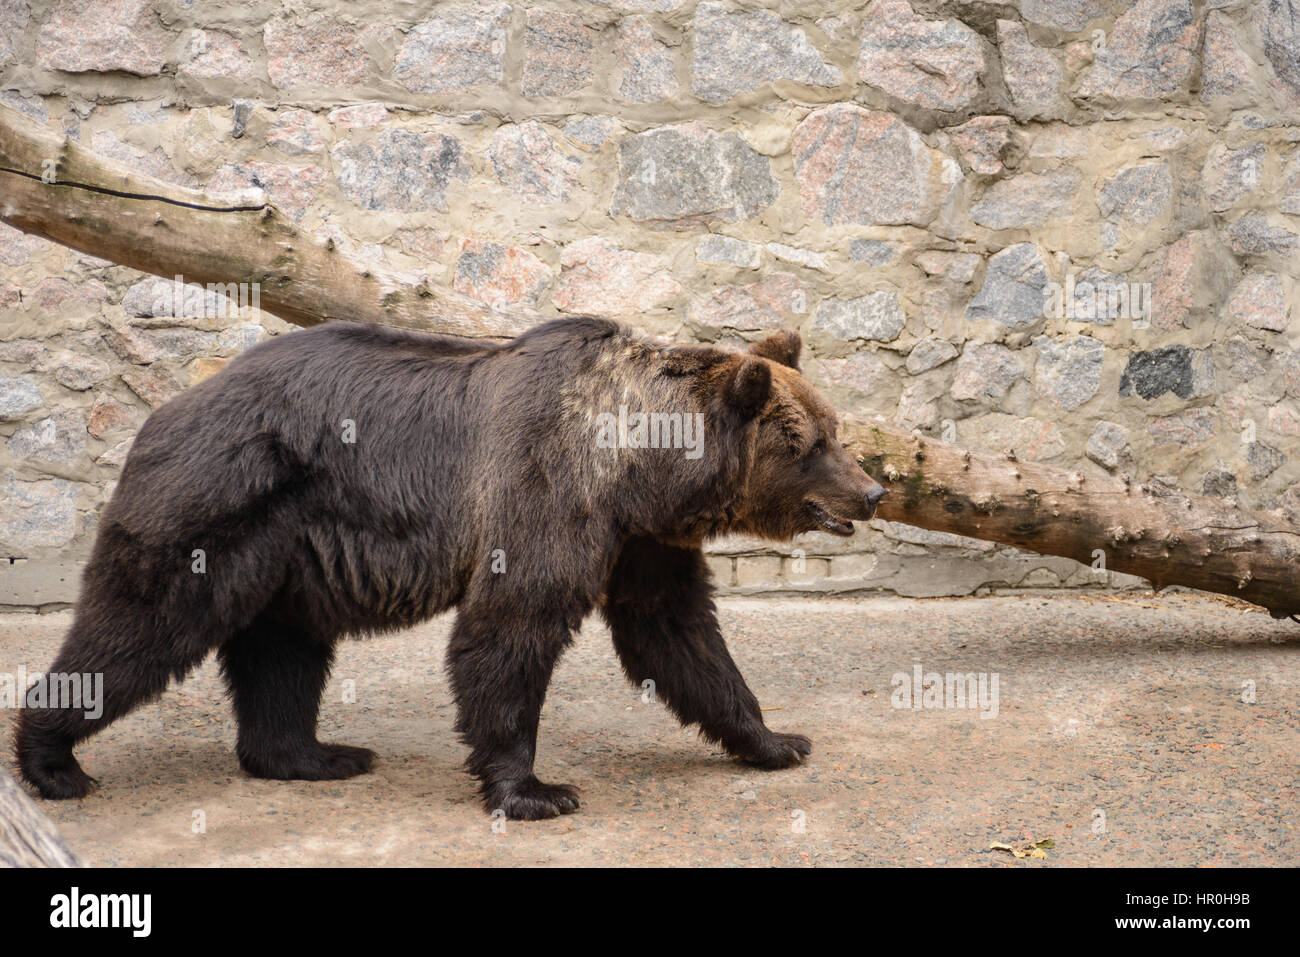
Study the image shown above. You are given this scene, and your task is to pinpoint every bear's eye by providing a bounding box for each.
[810,438,827,456]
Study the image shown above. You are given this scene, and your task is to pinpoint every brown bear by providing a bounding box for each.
[16,317,885,820]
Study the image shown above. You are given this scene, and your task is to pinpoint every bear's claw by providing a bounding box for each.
[485,776,581,821]
[240,742,375,781]
[741,732,813,770]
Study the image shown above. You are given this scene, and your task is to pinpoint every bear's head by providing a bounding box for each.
[690,329,887,542]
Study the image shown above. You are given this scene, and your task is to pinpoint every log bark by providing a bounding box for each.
[0,769,81,867]
[843,420,1300,619]
[1,103,1297,619]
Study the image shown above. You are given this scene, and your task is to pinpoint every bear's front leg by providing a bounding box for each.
[602,536,812,770]
[447,606,580,820]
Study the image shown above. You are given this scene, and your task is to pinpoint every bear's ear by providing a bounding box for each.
[749,329,802,370]
[725,357,772,418]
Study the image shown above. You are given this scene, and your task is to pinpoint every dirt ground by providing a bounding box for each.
[1,592,1295,867]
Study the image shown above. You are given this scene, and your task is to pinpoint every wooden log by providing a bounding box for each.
[0,769,81,867]
[843,419,1300,619]
[0,103,529,339]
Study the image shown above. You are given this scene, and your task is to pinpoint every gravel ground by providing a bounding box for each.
[1,592,1296,867]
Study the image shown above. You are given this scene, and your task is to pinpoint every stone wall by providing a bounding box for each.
[2,0,1299,609]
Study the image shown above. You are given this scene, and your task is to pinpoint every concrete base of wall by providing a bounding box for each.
[0,558,80,611]
[0,536,1151,613]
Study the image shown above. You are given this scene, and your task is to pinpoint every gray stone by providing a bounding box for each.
[1034,335,1104,410]
[812,292,905,343]
[970,168,1080,229]
[766,243,828,271]
[332,131,470,212]
[816,352,891,398]
[181,28,253,81]
[857,0,984,112]
[696,235,761,268]
[1247,441,1285,480]
[948,115,1014,176]
[963,412,1066,461]
[37,0,174,76]
[487,122,583,205]
[691,2,841,105]
[996,20,1063,118]
[1217,336,1265,381]
[1227,272,1290,332]
[1086,421,1131,471]
[522,8,596,97]
[264,13,369,89]
[616,15,679,104]
[1254,0,1300,98]
[849,240,901,265]
[1202,465,1238,498]
[792,104,960,227]
[906,338,959,374]
[53,355,111,391]
[7,410,88,468]
[104,325,217,364]
[207,162,324,221]
[1019,0,1109,31]
[1077,0,1198,100]
[1281,151,1300,216]
[1099,161,1173,226]
[120,278,236,320]
[0,475,79,550]
[0,375,43,419]
[0,91,47,123]
[1225,213,1299,255]
[965,243,1049,328]
[1201,144,1265,213]
[0,0,29,66]
[393,4,511,94]
[1146,408,1217,448]
[267,110,326,156]
[687,274,805,334]
[1201,11,1254,100]
[563,115,619,151]
[1119,346,1213,399]
[951,343,1025,401]
[612,123,779,226]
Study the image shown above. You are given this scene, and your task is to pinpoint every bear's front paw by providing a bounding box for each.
[484,776,581,821]
[239,741,376,781]
[740,732,812,770]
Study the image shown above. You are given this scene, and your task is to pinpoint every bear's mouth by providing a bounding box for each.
[807,502,856,537]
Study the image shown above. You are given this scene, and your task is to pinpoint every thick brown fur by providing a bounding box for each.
[15,318,884,820]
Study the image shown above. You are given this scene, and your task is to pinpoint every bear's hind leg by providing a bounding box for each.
[16,612,214,800]
[218,618,373,782]
[602,537,812,770]
[447,607,579,821]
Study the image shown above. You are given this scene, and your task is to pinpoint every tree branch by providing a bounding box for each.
[0,103,530,339]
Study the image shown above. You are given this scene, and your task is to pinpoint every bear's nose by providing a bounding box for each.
[866,485,887,506]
